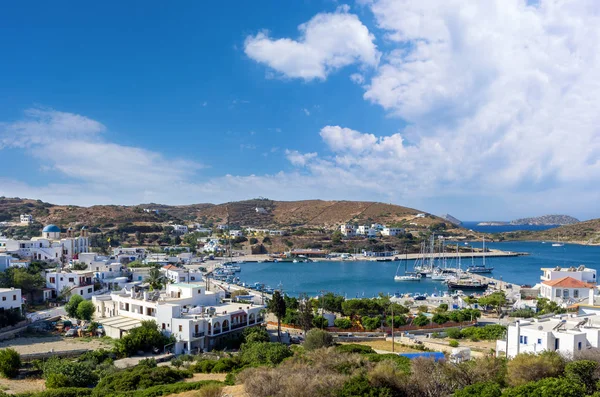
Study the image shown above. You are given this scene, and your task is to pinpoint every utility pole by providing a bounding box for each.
[391,304,395,353]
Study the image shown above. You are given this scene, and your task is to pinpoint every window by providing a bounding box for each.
[578,342,582,350]
[556,289,561,297]
[555,338,560,350]
[537,338,542,344]
[563,289,569,298]
[87,288,92,293]
[162,323,166,330]
[519,336,523,344]
[179,325,183,332]
[80,290,83,295]
[2,297,5,301]
[574,290,579,298]
[50,277,56,283]
[69,278,74,282]
[12,295,16,301]
[523,336,528,344]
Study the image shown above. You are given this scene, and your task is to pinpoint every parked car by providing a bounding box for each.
[65,328,78,337]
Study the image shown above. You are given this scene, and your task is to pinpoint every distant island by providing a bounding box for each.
[510,214,580,226]
[477,221,508,226]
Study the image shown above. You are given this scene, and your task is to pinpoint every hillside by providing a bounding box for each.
[501,218,600,245]
[0,197,453,231]
[510,214,579,226]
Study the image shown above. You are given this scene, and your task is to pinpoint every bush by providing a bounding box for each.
[412,314,430,327]
[0,348,21,378]
[446,328,462,339]
[76,300,95,321]
[502,377,585,397]
[65,295,84,316]
[304,329,334,351]
[192,359,216,373]
[114,320,174,357]
[432,313,449,324]
[454,382,502,397]
[92,365,190,395]
[211,358,237,373]
[361,316,381,331]
[240,342,292,366]
[335,344,376,355]
[364,354,411,373]
[565,360,599,394]
[106,380,222,397]
[337,375,392,397]
[243,327,270,344]
[334,318,352,329]
[43,358,97,388]
[312,315,328,328]
[33,388,94,397]
[506,351,565,387]
[460,324,506,341]
[449,339,459,347]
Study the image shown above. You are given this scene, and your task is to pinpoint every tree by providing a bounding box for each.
[454,382,502,397]
[76,300,95,321]
[304,329,333,350]
[564,360,599,394]
[502,377,585,397]
[114,320,174,357]
[267,290,286,342]
[334,318,352,329]
[312,315,328,328]
[478,292,507,316]
[412,313,430,327]
[65,295,85,318]
[146,268,165,290]
[11,268,45,302]
[332,231,343,244]
[0,348,21,378]
[243,327,270,344]
[297,293,314,333]
[361,316,381,331]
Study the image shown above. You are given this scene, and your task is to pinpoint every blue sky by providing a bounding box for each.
[1,1,599,221]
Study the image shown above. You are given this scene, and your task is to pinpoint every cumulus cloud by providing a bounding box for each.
[285,150,318,167]
[244,6,379,80]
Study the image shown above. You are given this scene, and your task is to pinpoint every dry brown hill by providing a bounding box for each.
[0,197,451,230]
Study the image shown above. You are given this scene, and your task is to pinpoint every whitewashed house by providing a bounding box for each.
[172,225,189,235]
[229,230,243,237]
[497,315,600,358]
[0,225,89,262]
[0,288,22,312]
[541,266,597,284]
[93,283,265,353]
[340,224,356,237]
[381,227,404,237]
[161,265,202,283]
[357,226,378,237]
[540,277,594,306]
[45,269,95,300]
[0,254,12,272]
[20,214,33,224]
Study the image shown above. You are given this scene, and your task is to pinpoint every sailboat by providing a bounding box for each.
[394,250,421,281]
[552,233,564,247]
[466,236,494,274]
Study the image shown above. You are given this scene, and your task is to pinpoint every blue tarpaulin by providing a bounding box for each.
[399,352,445,361]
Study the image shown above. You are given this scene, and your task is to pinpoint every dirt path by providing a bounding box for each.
[0,336,112,355]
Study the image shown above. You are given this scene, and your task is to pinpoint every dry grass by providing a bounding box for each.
[0,378,45,394]
[339,340,420,353]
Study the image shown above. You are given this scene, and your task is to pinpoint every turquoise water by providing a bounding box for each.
[237,241,600,297]
[462,221,559,233]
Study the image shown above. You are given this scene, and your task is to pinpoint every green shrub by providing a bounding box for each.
[114,320,174,357]
[239,342,292,366]
[502,377,585,397]
[412,314,430,327]
[334,318,352,329]
[303,329,334,351]
[506,351,565,387]
[446,328,462,339]
[432,313,449,324]
[92,365,190,396]
[312,315,328,328]
[211,358,237,373]
[243,327,270,344]
[337,375,393,397]
[33,388,94,397]
[361,316,381,331]
[0,348,21,378]
[224,372,236,386]
[65,295,84,316]
[43,358,97,388]
[449,339,459,347]
[335,344,376,355]
[460,324,506,341]
[137,358,157,368]
[565,360,599,394]
[454,382,502,397]
[192,359,216,373]
[364,354,411,373]
[107,380,222,397]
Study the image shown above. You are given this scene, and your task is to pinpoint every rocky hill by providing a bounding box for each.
[441,214,462,226]
[510,214,580,226]
[0,197,453,231]
[502,218,600,245]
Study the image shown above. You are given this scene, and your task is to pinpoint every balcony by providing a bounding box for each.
[192,332,205,338]
[232,322,246,330]
[222,327,230,332]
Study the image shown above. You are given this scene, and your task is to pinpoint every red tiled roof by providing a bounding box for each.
[542,276,594,288]
[162,265,179,270]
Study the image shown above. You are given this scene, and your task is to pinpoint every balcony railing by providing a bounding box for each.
[249,319,256,325]
[232,322,246,330]
[193,332,205,338]
[222,327,230,332]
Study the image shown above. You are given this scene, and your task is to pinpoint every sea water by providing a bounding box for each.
[236,241,600,297]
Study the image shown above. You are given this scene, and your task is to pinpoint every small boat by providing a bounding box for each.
[394,250,421,281]
[466,265,494,274]
[552,233,564,247]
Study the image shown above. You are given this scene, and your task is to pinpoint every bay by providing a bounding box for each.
[461,221,559,233]
[236,241,600,298]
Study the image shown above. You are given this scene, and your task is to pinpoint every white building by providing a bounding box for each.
[381,227,404,237]
[217,224,228,230]
[229,230,243,237]
[20,214,33,224]
[370,223,384,231]
[0,254,12,272]
[340,224,356,237]
[269,230,284,236]
[0,225,89,262]
[161,265,202,283]
[0,288,22,312]
[540,277,594,306]
[541,265,597,284]
[356,226,378,237]
[497,315,600,358]
[415,213,426,218]
[93,283,265,353]
[255,207,268,214]
[172,225,189,235]
[45,269,95,300]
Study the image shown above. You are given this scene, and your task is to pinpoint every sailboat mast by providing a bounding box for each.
[483,236,486,268]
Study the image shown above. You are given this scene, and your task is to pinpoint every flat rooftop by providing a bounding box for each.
[517,314,599,333]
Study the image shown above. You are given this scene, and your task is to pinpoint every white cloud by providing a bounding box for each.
[302,108,311,116]
[285,150,318,167]
[244,6,379,80]
[350,73,365,84]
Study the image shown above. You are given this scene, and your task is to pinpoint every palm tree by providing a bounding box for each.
[146,268,164,291]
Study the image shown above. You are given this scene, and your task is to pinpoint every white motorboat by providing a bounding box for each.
[394,249,421,281]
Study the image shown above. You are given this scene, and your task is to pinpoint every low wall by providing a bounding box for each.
[21,348,92,362]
